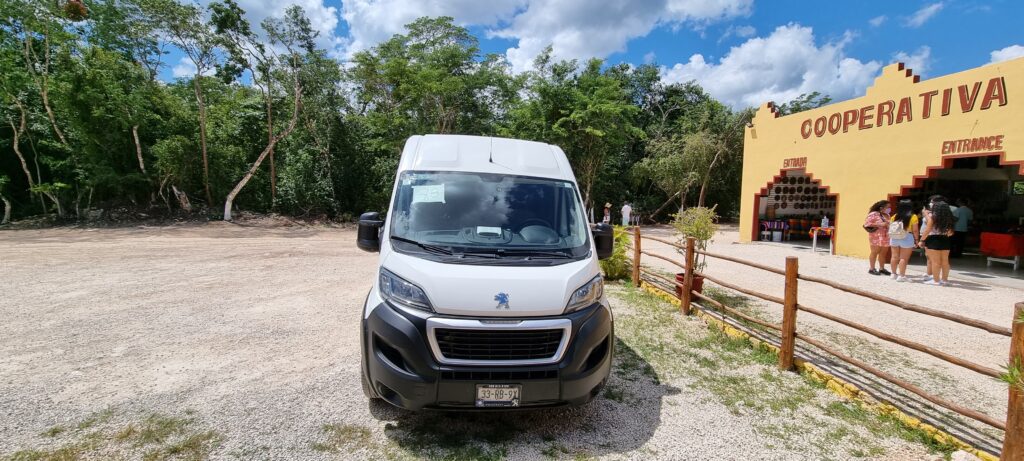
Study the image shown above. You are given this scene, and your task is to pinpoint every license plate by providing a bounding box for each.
[475,384,521,408]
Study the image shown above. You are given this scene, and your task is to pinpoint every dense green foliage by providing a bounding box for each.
[599,225,632,281]
[0,0,769,223]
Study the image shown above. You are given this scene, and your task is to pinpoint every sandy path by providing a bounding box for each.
[635,225,1015,425]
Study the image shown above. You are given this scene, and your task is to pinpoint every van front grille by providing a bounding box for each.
[434,328,563,361]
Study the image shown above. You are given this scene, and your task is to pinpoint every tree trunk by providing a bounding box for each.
[7,117,35,189]
[25,33,68,146]
[132,124,146,174]
[678,190,688,215]
[646,190,682,223]
[697,146,724,208]
[224,83,302,221]
[158,176,172,212]
[172,185,192,213]
[40,85,67,146]
[266,96,275,204]
[1,195,11,224]
[193,76,213,206]
[41,191,63,217]
[583,177,595,223]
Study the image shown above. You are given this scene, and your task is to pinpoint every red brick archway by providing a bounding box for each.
[752,168,840,251]
[886,151,1021,203]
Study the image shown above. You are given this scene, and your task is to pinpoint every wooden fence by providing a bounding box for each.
[628,226,1023,460]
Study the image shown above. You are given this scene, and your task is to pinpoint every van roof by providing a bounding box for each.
[397,135,576,182]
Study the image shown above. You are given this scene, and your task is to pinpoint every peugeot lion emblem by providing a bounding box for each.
[494,292,510,309]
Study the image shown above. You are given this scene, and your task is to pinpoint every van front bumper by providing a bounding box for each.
[361,300,613,411]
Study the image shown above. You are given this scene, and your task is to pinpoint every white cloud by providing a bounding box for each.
[734,25,756,37]
[340,0,527,58]
[660,24,882,109]
[643,51,657,64]
[892,46,931,76]
[905,2,943,28]
[868,15,886,27]
[990,44,1024,63]
[493,0,753,72]
[333,0,752,70]
[171,57,215,79]
[719,24,756,42]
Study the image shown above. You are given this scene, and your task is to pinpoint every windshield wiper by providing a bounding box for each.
[390,236,455,255]
[485,249,574,259]
[391,236,500,259]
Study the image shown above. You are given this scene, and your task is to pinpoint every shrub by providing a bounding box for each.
[600,225,632,280]
[672,206,719,272]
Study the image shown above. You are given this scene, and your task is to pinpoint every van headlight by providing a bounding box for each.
[565,275,603,313]
[379,268,433,312]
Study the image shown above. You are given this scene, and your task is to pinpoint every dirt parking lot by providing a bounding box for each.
[0,223,955,460]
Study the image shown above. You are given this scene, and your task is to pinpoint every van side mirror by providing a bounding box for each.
[357,212,384,252]
[592,223,613,260]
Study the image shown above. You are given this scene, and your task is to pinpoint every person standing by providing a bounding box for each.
[951,198,972,257]
[864,200,892,276]
[888,200,920,282]
[919,195,946,280]
[603,203,612,224]
[621,202,632,227]
[919,201,955,286]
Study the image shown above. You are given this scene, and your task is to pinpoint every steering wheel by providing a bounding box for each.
[516,217,554,232]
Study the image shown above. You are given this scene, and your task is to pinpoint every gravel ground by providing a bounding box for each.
[636,225,1014,441]
[0,223,955,460]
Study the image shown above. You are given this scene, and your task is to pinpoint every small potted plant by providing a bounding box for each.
[672,206,718,295]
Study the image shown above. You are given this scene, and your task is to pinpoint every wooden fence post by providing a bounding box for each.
[632,226,641,287]
[1002,302,1024,460]
[682,237,695,316]
[779,257,799,371]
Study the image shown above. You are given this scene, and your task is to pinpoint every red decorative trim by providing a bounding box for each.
[894,62,922,83]
[886,151,1023,203]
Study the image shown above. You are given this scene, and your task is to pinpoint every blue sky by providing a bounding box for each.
[165,0,1024,109]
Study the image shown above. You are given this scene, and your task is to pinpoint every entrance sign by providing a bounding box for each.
[783,157,807,169]
[941,135,1004,155]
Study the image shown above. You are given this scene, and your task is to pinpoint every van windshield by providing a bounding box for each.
[389,171,590,258]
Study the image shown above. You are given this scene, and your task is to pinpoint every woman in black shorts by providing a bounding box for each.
[918,202,955,286]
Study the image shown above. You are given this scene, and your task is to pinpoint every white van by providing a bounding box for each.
[357,134,615,410]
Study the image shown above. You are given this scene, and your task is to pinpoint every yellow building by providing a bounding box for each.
[740,57,1024,259]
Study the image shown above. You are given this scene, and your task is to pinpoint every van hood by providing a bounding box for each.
[379,251,600,317]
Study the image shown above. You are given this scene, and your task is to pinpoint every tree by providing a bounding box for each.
[347,16,519,210]
[222,5,316,221]
[777,91,832,115]
[634,134,699,216]
[86,0,168,176]
[504,54,641,214]
[553,60,642,213]
[0,8,756,224]
[0,175,11,223]
[211,0,284,203]
[3,0,73,146]
[154,0,218,206]
[633,81,750,216]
